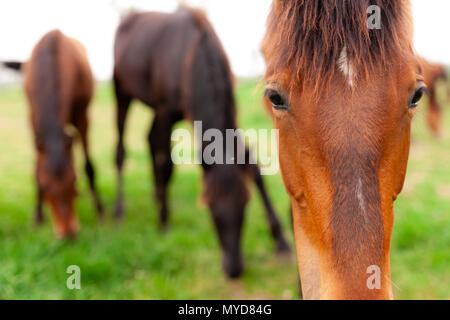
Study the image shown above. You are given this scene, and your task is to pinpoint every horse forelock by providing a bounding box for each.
[263,0,414,95]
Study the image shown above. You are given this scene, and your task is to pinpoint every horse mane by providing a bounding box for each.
[182,6,237,132]
[263,0,414,94]
[179,7,249,202]
[31,30,68,177]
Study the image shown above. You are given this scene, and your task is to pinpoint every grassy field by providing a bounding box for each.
[0,79,448,300]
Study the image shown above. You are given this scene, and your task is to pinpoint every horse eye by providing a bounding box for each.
[408,87,427,109]
[264,89,289,110]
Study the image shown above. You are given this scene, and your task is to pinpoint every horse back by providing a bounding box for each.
[113,9,203,109]
[25,30,93,129]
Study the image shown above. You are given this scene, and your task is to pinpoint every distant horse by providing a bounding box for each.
[113,7,290,278]
[419,58,448,137]
[3,30,104,238]
[263,0,425,299]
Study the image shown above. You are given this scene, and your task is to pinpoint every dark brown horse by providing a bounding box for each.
[113,7,289,278]
[263,0,425,299]
[419,58,448,137]
[4,30,104,238]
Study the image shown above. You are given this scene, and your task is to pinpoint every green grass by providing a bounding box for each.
[0,80,448,299]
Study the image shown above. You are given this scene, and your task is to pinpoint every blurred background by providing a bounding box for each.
[0,0,449,299]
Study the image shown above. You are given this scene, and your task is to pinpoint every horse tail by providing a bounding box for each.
[2,61,23,71]
[31,30,67,177]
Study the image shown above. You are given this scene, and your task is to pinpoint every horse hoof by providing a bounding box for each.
[96,204,105,221]
[33,214,44,226]
[223,255,244,279]
[276,238,291,255]
[114,214,123,222]
[114,202,124,222]
[159,223,169,234]
[225,265,244,279]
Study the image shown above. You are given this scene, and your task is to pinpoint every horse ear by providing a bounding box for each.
[273,0,282,8]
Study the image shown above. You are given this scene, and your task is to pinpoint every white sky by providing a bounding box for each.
[0,0,449,80]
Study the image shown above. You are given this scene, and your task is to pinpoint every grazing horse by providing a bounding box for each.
[419,58,448,137]
[262,0,425,299]
[113,7,289,278]
[4,30,104,238]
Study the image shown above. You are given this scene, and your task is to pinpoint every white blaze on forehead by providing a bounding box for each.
[356,177,367,217]
[338,46,355,87]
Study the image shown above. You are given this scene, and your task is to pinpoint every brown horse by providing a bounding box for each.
[419,58,448,137]
[113,7,289,278]
[263,0,425,299]
[4,30,104,238]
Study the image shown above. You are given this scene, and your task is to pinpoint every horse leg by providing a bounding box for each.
[113,77,132,220]
[148,111,178,231]
[33,179,44,225]
[245,152,290,253]
[75,112,104,219]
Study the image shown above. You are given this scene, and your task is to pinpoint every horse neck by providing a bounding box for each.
[29,31,69,176]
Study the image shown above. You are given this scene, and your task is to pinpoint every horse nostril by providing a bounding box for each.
[53,215,79,239]
[55,227,78,239]
[55,228,77,240]
[63,230,78,240]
